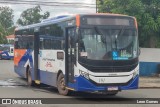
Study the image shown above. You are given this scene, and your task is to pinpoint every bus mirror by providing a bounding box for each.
[57,52,64,60]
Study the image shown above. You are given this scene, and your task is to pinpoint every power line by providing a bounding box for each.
[0,0,95,8]
[0,1,96,8]
[2,0,96,5]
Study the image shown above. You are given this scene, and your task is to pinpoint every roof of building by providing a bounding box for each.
[6,35,15,39]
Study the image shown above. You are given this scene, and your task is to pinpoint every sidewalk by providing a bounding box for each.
[139,76,160,88]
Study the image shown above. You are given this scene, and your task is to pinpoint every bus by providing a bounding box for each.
[14,13,139,95]
[0,44,14,60]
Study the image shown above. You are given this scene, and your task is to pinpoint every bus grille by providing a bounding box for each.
[91,69,130,73]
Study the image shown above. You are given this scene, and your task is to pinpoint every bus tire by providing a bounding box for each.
[27,68,34,86]
[57,73,69,96]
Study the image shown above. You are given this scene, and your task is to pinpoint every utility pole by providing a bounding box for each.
[96,0,98,13]
[96,0,104,13]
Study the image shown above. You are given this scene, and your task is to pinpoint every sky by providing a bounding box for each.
[0,0,96,25]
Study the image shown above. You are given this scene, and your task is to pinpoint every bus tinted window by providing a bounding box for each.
[40,24,64,37]
[43,39,51,49]
[40,39,62,50]
[53,40,62,49]
[11,48,14,53]
[15,36,34,49]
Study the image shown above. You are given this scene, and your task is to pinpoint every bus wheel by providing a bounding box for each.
[27,69,34,86]
[57,73,69,96]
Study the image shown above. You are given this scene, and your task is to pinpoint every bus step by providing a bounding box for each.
[35,80,40,84]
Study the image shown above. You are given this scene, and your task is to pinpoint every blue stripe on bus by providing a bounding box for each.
[14,65,27,78]
[67,75,139,92]
[14,49,34,78]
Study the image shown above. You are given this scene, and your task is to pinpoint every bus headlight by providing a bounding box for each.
[79,70,89,80]
[133,69,139,78]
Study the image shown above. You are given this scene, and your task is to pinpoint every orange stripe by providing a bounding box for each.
[76,15,80,27]
[92,13,128,16]
[133,17,138,29]
[14,49,26,66]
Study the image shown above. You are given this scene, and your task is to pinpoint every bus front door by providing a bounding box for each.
[66,28,76,84]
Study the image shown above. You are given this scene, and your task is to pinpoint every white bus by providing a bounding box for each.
[14,13,139,95]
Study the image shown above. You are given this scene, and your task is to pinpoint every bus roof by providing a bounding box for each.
[15,15,76,31]
[15,13,135,31]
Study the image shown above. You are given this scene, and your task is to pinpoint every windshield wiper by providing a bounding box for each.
[114,26,125,50]
[94,26,103,35]
[118,26,125,37]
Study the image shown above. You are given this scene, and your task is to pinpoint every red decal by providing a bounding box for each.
[45,62,53,67]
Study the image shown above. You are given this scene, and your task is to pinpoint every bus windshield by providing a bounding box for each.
[79,27,138,60]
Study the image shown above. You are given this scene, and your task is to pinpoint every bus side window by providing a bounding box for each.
[61,40,65,49]
[44,39,51,49]
[52,40,62,50]
[15,41,19,49]
[39,41,43,49]
[11,48,14,53]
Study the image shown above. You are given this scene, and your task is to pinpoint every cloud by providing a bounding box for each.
[0,0,96,24]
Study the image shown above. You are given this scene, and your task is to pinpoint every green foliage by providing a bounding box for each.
[98,0,160,48]
[0,6,14,29]
[0,6,14,44]
[0,23,7,44]
[17,5,50,26]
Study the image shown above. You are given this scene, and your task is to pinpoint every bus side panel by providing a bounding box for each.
[14,49,34,78]
[39,70,57,86]
[38,50,65,87]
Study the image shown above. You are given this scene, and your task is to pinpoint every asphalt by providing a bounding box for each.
[139,76,160,88]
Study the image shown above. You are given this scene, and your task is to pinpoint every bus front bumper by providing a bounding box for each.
[69,75,139,92]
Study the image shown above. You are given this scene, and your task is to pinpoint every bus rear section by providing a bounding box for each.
[14,13,139,96]
[0,45,14,60]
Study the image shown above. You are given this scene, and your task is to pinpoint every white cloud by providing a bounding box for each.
[0,0,96,24]
[0,4,12,7]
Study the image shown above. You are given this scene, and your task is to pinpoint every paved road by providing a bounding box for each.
[0,60,160,106]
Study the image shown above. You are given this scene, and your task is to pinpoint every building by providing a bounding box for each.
[6,35,15,44]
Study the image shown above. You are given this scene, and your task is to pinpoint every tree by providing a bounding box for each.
[0,6,14,44]
[17,5,50,26]
[0,23,7,44]
[98,0,160,48]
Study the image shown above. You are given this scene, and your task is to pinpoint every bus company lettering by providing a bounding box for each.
[99,78,105,83]
[42,58,55,61]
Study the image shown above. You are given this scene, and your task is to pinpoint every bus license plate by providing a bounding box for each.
[108,87,118,91]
